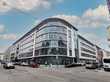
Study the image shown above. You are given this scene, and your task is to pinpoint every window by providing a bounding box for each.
[40,48,49,55]
[35,50,39,56]
[51,41,58,47]
[69,50,72,56]
[58,48,67,55]
[49,48,58,55]
[81,53,96,58]
[81,47,96,55]
[58,39,67,47]
[19,52,33,58]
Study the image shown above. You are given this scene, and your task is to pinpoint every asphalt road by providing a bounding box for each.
[0,65,110,82]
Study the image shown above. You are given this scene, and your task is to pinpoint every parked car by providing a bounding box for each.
[65,63,83,68]
[85,62,98,69]
[20,62,29,66]
[3,62,15,69]
[13,62,21,65]
[29,62,39,68]
[103,58,110,71]
[1,60,6,64]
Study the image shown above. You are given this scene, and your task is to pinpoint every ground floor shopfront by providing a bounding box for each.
[18,56,76,65]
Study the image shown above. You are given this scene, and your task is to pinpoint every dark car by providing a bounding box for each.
[1,60,6,64]
[3,62,15,69]
[13,62,21,65]
[29,62,39,68]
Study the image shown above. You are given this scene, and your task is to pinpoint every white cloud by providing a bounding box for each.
[0,0,63,12]
[82,33,102,45]
[0,34,17,40]
[83,5,109,18]
[10,0,51,11]
[53,5,110,28]
[0,24,17,40]
[0,24,5,33]
[0,0,11,12]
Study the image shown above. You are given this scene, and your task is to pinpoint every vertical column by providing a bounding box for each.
[95,46,98,60]
[9,48,11,61]
[67,27,71,56]
[71,29,75,57]
[33,31,36,57]
[67,28,69,56]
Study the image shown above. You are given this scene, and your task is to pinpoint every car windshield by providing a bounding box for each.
[104,59,110,63]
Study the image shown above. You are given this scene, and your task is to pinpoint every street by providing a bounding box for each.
[0,65,110,82]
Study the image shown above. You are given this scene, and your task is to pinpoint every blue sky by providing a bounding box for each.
[0,0,109,52]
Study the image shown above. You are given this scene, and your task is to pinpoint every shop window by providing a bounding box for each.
[58,48,67,55]
[40,48,49,55]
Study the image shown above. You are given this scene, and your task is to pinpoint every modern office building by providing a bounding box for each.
[6,18,79,65]
[77,35,97,63]
[4,17,101,65]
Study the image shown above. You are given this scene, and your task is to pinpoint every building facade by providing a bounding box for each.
[78,35,97,63]
[96,46,103,66]
[4,17,102,65]
[0,53,4,61]
[7,18,79,65]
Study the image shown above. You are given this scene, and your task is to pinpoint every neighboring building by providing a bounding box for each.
[96,46,103,66]
[4,47,11,61]
[0,53,4,61]
[103,50,110,58]
[78,35,97,63]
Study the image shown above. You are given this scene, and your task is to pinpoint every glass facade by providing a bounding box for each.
[34,22,70,65]
[35,56,74,65]
[8,18,78,65]
[35,25,67,57]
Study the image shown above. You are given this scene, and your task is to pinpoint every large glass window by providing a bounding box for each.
[37,26,67,37]
[58,48,67,55]
[58,39,67,47]
[51,41,58,47]
[35,24,68,56]
[49,48,58,55]
[42,41,50,47]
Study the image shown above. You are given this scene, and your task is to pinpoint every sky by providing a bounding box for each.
[0,0,109,53]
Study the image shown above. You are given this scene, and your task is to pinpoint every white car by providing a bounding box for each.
[3,62,15,69]
[103,58,110,71]
[21,62,29,66]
